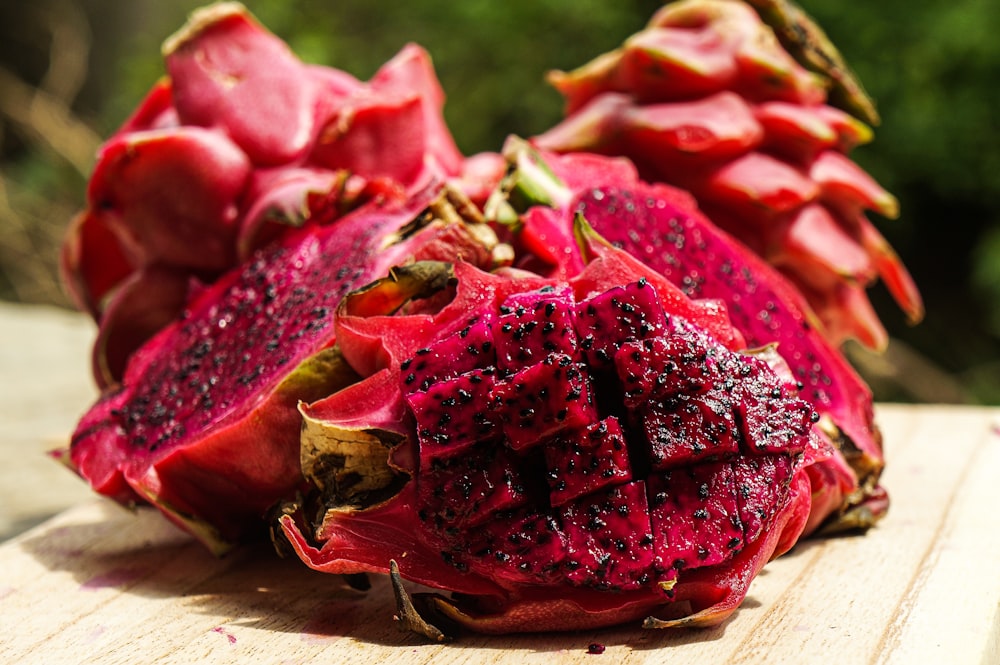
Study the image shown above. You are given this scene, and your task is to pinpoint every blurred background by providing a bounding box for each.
[0,0,997,404]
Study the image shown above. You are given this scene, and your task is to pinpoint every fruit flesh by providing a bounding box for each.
[281,248,820,632]
[67,189,502,548]
[490,146,883,535]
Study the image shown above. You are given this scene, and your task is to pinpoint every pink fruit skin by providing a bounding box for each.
[63,4,466,388]
[536,0,922,350]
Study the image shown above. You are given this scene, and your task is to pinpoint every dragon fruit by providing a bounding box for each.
[534,0,922,350]
[60,2,468,388]
[63,185,507,551]
[485,141,886,534]
[278,238,826,634]
[54,0,914,639]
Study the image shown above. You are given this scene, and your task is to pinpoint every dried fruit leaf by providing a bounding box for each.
[390,561,453,642]
[744,0,880,125]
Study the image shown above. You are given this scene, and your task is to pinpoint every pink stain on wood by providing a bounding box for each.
[85,625,107,644]
[211,626,237,645]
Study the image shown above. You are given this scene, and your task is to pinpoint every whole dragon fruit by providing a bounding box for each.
[61,2,467,388]
[486,142,885,534]
[535,0,923,350]
[278,236,827,634]
[63,185,508,550]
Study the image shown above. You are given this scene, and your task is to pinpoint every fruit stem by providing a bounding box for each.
[484,136,572,228]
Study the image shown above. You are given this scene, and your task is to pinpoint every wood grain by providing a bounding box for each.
[1,404,997,664]
[0,302,96,540]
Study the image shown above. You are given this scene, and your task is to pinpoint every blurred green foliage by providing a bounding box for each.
[804,0,1000,402]
[1,0,997,402]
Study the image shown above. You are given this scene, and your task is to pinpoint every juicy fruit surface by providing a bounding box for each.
[97,220,375,455]
[503,148,884,534]
[284,258,818,633]
[400,280,811,591]
[573,187,869,424]
[68,191,497,543]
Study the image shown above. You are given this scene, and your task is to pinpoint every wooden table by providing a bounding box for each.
[1,302,998,664]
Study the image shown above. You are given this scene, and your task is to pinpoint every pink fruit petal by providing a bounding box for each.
[87,127,251,272]
[164,3,320,165]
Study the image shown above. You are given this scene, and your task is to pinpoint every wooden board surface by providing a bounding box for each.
[0,303,97,540]
[1,403,998,665]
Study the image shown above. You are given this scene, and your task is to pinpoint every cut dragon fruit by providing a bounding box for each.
[280,242,822,634]
[64,187,505,550]
[55,0,914,640]
[488,142,887,536]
